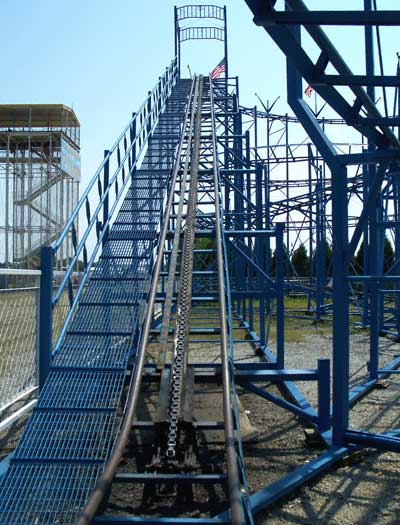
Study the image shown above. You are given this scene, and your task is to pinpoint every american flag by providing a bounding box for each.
[210,58,226,80]
[304,84,313,97]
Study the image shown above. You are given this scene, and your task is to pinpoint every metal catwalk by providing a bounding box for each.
[0,70,194,524]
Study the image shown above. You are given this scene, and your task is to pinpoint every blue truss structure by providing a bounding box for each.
[243,0,400,469]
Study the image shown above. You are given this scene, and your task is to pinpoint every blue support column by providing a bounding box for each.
[39,246,53,390]
[362,157,370,328]
[285,114,290,252]
[315,178,323,321]
[174,6,179,77]
[331,164,350,445]
[256,163,265,346]
[276,223,285,368]
[224,5,229,94]
[395,60,400,340]
[131,112,137,180]
[264,161,271,316]
[147,91,152,137]
[395,175,400,340]
[364,0,379,378]
[318,358,330,433]
[246,131,254,330]
[307,144,314,313]
[315,166,327,321]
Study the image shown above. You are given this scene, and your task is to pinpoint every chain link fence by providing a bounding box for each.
[0,270,40,455]
[0,271,40,414]
[0,268,75,454]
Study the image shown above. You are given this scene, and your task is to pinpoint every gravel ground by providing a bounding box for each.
[246,328,400,525]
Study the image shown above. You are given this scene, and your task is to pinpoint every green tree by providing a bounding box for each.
[291,244,309,276]
[325,241,333,277]
[352,236,394,274]
[271,244,291,277]
[313,240,333,277]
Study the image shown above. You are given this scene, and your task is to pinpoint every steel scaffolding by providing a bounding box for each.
[0,105,80,269]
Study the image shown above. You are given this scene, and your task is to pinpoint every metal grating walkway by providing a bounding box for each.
[0,79,192,525]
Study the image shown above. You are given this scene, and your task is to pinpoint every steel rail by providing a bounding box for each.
[76,77,196,525]
[210,78,246,525]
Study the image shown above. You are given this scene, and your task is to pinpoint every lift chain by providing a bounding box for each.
[166,76,204,458]
[158,78,199,368]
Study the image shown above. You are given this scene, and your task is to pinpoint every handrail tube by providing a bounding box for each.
[77,77,196,525]
[54,57,178,251]
[216,96,255,525]
[53,129,140,305]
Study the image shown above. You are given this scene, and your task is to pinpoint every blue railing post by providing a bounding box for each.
[318,358,331,433]
[102,150,110,248]
[276,222,285,368]
[131,113,137,180]
[39,245,53,390]
[147,91,152,136]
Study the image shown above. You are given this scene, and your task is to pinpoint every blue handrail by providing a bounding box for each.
[39,58,179,378]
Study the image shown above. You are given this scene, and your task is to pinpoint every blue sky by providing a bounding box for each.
[1,0,400,188]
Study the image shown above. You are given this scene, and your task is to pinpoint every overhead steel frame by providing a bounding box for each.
[240,0,400,512]
[174,4,228,80]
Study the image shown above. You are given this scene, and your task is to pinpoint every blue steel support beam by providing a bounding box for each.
[264,162,271,315]
[250,10,400,26]
[317,359,330,433]
[275,223,285,369]
[39,246,54,390]
[307,144,314,313]
[130,113,136,180]
[255,163,266,345]
[224,5,228,94]
[242,382,318,424]
[395,63,400,340]
[365,0,380,378]
[315,74,400,87]
[315,176,324,321]
[330,165,350,446]
[345,429,400,452]
[217,447,349,519]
